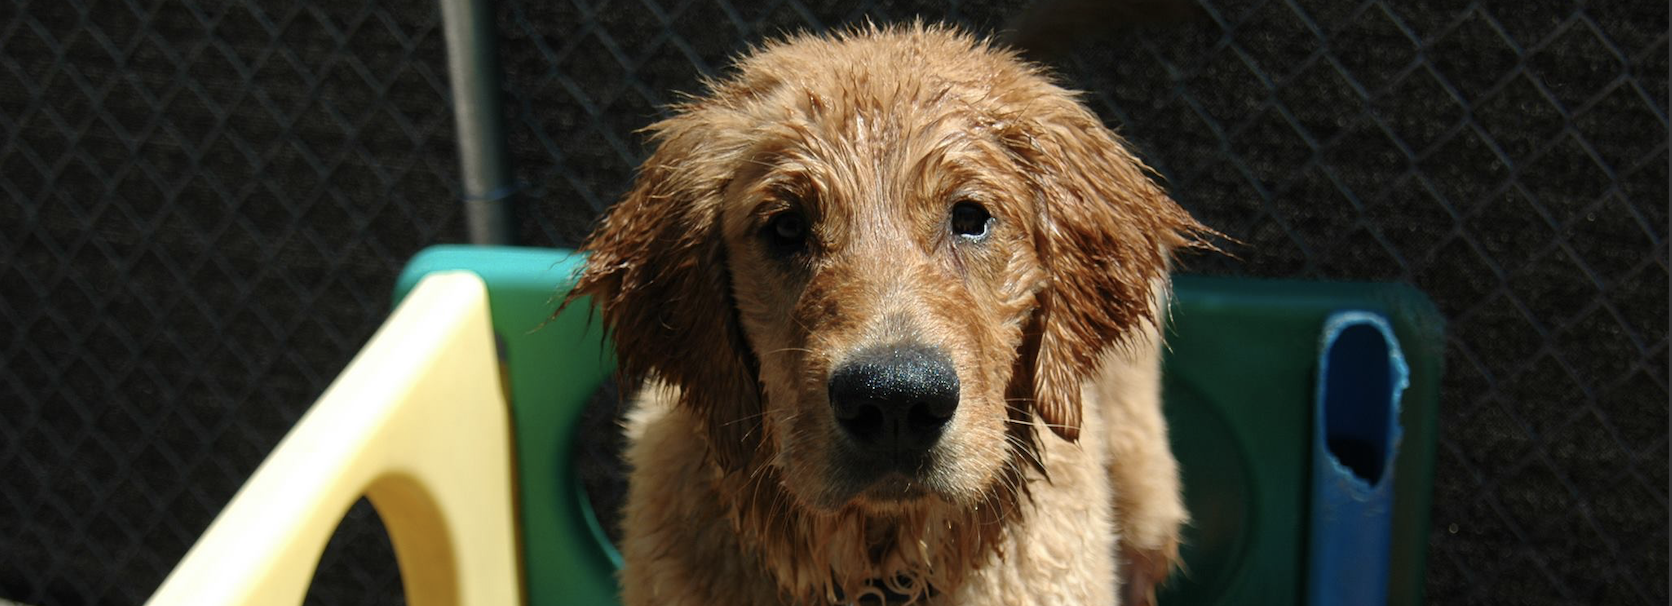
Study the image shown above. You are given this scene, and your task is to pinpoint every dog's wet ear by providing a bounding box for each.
[1003,93,1209,442]
[563,108,762,472]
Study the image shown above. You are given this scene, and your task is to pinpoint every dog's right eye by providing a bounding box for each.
[764,212,807,253]
[950,201,992,240]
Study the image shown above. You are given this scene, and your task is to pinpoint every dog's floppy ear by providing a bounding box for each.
[1004,95,1208,442]
[565,108,762,471]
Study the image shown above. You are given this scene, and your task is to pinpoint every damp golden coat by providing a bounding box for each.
[569,25,1208,606]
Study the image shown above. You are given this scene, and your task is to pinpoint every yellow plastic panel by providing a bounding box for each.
[148,272,520,606]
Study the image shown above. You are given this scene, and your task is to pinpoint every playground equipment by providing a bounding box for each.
[148,246,1443,606]
[146,270,521,605]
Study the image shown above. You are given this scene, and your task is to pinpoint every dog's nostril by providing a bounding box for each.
[828,344,959,451]
[907,401,951,431]
[840,404,885,436]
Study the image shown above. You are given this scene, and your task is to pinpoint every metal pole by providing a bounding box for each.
[440,0,515,245]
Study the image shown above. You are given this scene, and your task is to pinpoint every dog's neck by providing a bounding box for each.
[709,453,1028,605]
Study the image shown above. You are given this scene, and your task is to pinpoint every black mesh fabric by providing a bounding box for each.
[1,0,1665,604]
[1,0,459,603]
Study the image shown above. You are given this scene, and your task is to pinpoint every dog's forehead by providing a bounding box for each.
[760,80,1016,186]
[723,36,1044,151]
[715,100,1033,249]
[708,32,1060,238]
[729,28,1043,109]
[747,113,1012,237]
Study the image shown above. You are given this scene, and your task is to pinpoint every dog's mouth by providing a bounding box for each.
[815,443,960,510]
[859,472,931,503]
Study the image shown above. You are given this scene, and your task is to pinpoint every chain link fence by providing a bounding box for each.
[0,0,457,602]
[2,0,1665,604]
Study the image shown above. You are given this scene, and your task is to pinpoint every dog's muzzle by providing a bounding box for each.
[827,344,959,464]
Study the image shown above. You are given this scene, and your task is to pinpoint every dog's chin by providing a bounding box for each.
[811,475,944,514]
[804,455,978,514]
[856,472,932,504]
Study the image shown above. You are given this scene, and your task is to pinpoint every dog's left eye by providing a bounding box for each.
[950,201,992,240]
[764,212,808,253]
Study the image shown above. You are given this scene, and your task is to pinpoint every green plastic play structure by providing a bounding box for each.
[392,245,1444,606]
[395,246,620,606]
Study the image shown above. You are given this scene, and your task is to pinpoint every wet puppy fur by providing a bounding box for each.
[568,24,1209,605]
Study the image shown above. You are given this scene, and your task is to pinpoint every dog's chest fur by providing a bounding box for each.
[616,384,1117,605]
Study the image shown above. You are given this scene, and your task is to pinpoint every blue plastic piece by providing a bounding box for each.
[1307,311,1410,606]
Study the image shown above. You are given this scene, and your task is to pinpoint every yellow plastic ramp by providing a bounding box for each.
[148,272,521,606]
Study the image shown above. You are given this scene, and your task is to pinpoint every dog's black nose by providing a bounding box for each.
[828,344,959,455]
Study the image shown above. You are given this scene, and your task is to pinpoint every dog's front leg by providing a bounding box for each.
[1093,303,1188,606]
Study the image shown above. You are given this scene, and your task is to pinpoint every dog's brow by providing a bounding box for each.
[749,195,799,222]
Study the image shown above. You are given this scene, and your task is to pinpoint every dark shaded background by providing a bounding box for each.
[2,0,1665,604]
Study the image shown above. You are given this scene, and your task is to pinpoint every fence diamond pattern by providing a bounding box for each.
[1,0,1664,604]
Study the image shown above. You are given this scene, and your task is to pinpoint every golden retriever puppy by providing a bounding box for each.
[569,24,1208,605]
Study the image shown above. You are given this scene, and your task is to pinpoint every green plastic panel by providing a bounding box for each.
[1158,276,1444,606]
[393,246,1442,606]
[395,246,620,606]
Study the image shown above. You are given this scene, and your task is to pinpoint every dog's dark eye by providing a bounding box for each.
[764,212,807,252]
[950,201,992,239]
